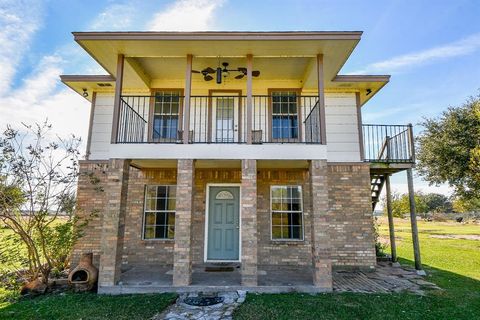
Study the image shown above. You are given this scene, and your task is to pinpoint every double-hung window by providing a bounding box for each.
[143,185,176,240]
[271,91,299,141]
[271,186,303,240]
[152,91,181,141]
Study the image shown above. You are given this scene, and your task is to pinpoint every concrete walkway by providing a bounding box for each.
[153,291,246,320]
[333,261,441,294]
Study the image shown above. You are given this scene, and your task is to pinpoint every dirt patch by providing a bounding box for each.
[429,234,480,241]
[379,235,403,246]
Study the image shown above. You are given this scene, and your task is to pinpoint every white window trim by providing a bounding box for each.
[142,184,176,241]
[270,185,305,242]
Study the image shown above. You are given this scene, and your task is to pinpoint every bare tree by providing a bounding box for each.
[0,121,81,284]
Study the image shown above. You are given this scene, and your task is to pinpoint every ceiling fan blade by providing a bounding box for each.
[191,70,201,73]
[203,67,215,74]
[235,74,244,79]
[252,70,260,77]
[204,75,214,81]
[237,67,247,74]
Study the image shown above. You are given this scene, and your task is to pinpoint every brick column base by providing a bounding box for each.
[173,159,195,286]
[309,160,333,290]
[241,159,258,286]
[98,159,130,287]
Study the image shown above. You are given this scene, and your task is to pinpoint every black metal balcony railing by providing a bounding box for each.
[116,95,321,144]
[362,124,415,163]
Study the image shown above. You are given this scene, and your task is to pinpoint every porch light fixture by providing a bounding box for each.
[82,88,89,98]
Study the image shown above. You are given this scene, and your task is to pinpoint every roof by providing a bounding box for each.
[61,31,389,105]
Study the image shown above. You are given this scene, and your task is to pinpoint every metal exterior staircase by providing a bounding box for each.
[370,173,386,211]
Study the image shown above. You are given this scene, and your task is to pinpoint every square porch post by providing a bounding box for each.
[98,159,130,288]
[309,160,333,290]
[241,159,258,286]
[173,159,195,286]
[182,54,193,144]
[110,54,125,143]
[317,54,327,145]
[246,54,253,144]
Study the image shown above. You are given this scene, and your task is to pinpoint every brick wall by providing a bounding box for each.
[327,163,376,269]
[257,169,313,266]
[72,161,376,277]
[72,160,109,267]
[121,168,177,270]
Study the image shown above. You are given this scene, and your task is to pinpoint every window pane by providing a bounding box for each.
[272,212,282,225]
[156,198,167,211]
[145,212,156,225]
[167,212,176,225]
[271,186,303,240]
[168,187,176,198]
[145,199,156,211]
[143,185,176,239]
[290,226,302,239]
[146,186,157,198]
[167,226,175,239]
[156,186,166,197]
[272,226,282,239]
[155,225,167,239]
[144,226,155,239]
[167,198,176,210]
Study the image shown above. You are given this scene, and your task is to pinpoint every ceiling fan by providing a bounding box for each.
[192,62,260,84]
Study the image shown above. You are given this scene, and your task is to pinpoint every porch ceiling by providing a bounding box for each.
[63,32,389,105]
[73,31,361,86]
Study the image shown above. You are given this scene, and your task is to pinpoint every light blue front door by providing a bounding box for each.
[207,186,240,261]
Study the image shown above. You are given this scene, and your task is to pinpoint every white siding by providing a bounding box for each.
[87,92,363,162]
[89,94,114,160]
[325,93,361,162]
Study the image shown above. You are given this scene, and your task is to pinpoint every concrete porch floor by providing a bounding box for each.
[107,261,440,295]
[119,264,313,287]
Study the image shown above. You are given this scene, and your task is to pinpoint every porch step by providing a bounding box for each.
[203,263,241,273]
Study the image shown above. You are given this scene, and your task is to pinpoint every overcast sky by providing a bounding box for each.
[1,0,479,197]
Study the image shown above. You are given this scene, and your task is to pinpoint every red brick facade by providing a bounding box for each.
[73,160,376,289]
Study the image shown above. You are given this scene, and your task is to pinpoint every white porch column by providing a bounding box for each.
[111,54,125,143]
[183,54,193,144]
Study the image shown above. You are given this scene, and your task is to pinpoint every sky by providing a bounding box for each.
[1,0,479,197]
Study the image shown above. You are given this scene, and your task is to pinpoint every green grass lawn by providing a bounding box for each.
[234,218,480,320]
[0,292,177,320]
[0,218,478,319]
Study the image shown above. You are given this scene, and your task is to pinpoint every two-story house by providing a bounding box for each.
[62,31,420,294]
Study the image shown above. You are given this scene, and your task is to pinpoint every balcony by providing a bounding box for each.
[362,124,415,164]
[115,94,321,145]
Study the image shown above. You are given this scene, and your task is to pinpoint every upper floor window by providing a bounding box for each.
[152,91,182,141]
[143,185,176,239]
[271,186,303,240]
[271,91,299,141]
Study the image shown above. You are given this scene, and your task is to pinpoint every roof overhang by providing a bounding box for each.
[72,31,363,88]
[62,31,389,104]
[331,75,390,106]
[60,75,115,101]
